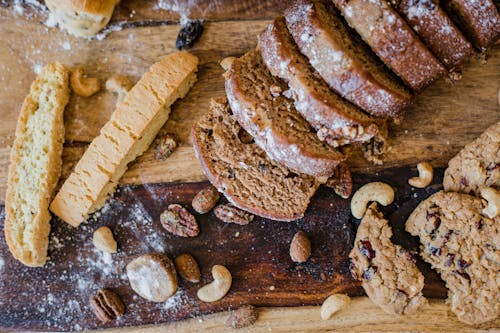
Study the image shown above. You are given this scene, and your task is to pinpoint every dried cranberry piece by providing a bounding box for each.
[458,260,471,270]
[405,250,417,262]
[359,240,376,260]
[476,220,483,230]
[430,246,442,256]
[455,271,471,281]
[460,177,468,186]
[445,253,455,266]
[362,266,378,281]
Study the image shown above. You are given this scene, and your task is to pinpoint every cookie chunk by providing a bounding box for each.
[443,122,500,196]
[406,191,499,325]
[349,203,426,315]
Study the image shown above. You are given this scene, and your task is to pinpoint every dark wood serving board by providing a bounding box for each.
[0,166,447,331]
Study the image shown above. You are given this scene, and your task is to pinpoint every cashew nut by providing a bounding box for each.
[92,226,117,253]
[106,75,132,105]
[70,68,100,97]
[220,57,236,71]
[480,187,499,219]
[351,182,394,219]
[408,162,433,188]
[320,294,351,320]
[197,265,232,302]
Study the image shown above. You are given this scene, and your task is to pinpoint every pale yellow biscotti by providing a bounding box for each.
[50,51,199,227]
[4,63,70,267]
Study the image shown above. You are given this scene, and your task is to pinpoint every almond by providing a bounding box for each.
[290,230,311,263]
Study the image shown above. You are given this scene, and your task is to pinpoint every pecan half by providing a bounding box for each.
[225,305,258,329]
[214,204,254,225]
[160,204,199,237]
[325,163,352,199]
[90,289,125,323]
[175,253,201,283]
[192,186,220,214]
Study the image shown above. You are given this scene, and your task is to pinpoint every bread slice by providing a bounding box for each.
[4,63,70,267]
[192,98,319,221]
[45,0,120,37]
[285,0,412,119]
[225,50,345,179]
[442,0,500,51]
[258,16,385,148]
[390,0,474,69]
[333,0,446,91]
[50,52,199,227]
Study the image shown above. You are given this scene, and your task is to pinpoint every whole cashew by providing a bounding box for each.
[197,265,232,302]
[320,294,351,320]
[408,162,433,188]
[220,57,236,71]
[351,182,394,219]
[106,75,133,105]
[92,226,117,253]
[480,187,499,219]
[70,68,100,97]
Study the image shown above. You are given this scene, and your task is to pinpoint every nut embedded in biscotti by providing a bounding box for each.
[214,204,254,225]
[225,305,258,329]
[174,253,201,283]
[126,253,178,302]
[320,294,351,320]
[90,288,125,323]
[92,226,117,253]
[197,265,232,302]
[105,75,132,104]
[408,162,433,188]
[154,134,177,160]
[480,187,499,218]
[70,68,100,97]
[290,230,311,263]
[351,182,394,219]
[192,186,220,214]
[160,204,199,237]
[325,163,352,199]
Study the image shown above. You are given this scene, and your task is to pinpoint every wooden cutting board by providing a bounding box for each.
[0,1,499,331]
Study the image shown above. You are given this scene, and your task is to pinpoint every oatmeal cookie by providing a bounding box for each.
[406,191,499,325]
[349,203,426,315]
[443,122,500,196]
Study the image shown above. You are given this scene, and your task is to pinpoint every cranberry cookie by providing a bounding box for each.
[443,122,499,196]
[406,191,499,325]
[349,203,426,315]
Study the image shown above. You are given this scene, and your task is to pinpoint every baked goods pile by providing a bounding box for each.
[193,0,499,221]
[349,122,499,324]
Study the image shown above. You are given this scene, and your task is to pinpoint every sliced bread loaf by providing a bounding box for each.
[191,98,319,221]
[442,0,500,51]
[285,0,412,119]
[258,16,385,148]
[333,0,446,91]
[225,49,345,179]
[5,63,70,267]
[50,52,199,227]
[391,0,474,69]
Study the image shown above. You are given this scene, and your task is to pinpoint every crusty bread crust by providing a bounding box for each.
[333,0,446,91]
[5,63,70,267]
[50,52,199,227]
[45,0,120,37]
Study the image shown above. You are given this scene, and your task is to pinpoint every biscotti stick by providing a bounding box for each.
[5,63,70,267]
[50,52,199,227]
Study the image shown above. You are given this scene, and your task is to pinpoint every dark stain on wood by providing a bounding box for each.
[0,166,446,331]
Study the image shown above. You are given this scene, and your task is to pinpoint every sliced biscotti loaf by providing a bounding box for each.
[192,99,319,221]
[333,0,446,91]
[350,203,426,315]
[390,0,474,69]
[443,121,499,196]
[442,0,500,51]
[5,63,70,267]
[258,16,385,149]
[225,50,345,179]
[50,52,199,227]
[285,0,412,119]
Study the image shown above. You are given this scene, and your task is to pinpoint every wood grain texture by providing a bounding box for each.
[0,167,462,331]
[0,6,499,203]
